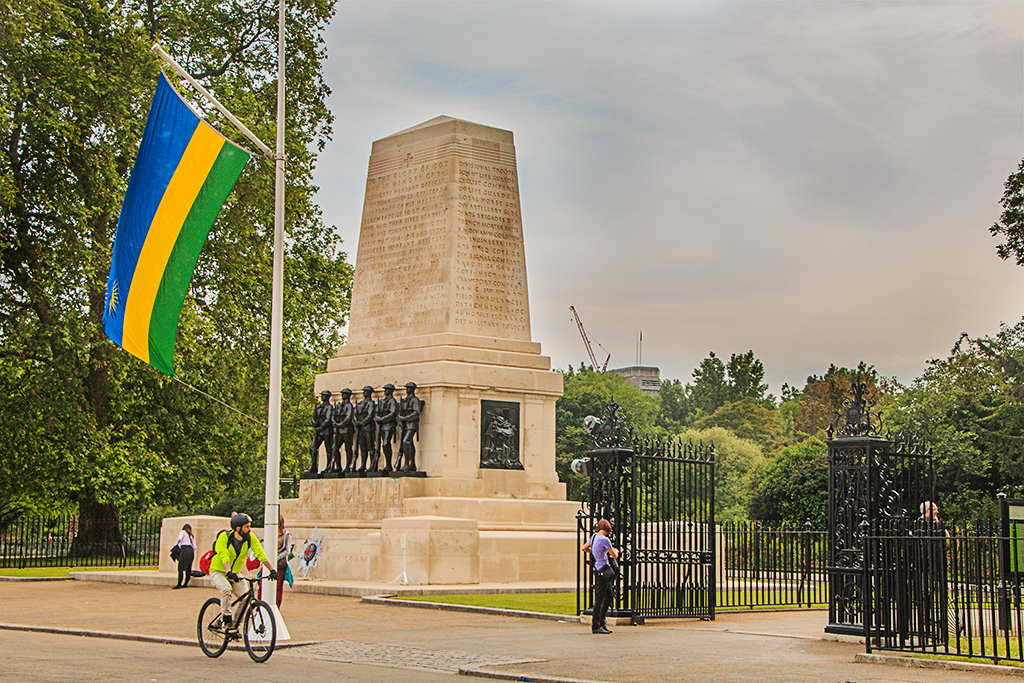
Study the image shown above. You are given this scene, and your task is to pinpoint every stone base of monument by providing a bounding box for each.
[271,519,577,584]
[274,473,580,584]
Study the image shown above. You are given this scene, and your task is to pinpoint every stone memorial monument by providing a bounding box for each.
[282,117,575,584]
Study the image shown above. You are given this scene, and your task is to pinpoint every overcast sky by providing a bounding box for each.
[312,0,1024,394]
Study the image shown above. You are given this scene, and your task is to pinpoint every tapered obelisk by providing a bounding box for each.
[347,117,530,344]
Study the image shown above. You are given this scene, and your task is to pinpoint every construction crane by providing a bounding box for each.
[569,306,611,372]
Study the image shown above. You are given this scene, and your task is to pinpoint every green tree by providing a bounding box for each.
[694,397,780,449]
[725,350,769,403]
[0,0,349,545]
[656,378,690,432]
[690,350,771,419]
[888,321,1024,521]
[990,159,1024,266]
[690,352,728,417]
[748,436,828,525]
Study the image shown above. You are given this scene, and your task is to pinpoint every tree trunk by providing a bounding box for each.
[67,498,125,559]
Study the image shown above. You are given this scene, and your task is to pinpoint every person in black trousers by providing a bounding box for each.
[581,518,619,634]
[173,524,196,588]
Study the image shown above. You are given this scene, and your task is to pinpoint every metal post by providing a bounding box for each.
[862,519,872,653]
[999,493,1010,631]
[708,453,716,620]
[802,520,812,607]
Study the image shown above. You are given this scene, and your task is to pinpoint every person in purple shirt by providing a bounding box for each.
[581,518,619,634]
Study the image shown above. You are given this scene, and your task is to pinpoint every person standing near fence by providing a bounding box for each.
[276,515,292,608]
[915,501,949,638]
[172,524,195,589]
[581,518,619,635]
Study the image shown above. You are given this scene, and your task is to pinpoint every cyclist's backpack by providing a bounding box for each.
[198,550,215,575]
[198,529,228,575]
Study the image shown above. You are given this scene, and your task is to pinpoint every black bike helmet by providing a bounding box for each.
[230,513,252,530]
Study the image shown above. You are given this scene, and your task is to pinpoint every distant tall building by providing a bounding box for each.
[613,366,661,396]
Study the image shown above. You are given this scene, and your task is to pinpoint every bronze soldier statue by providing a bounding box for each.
[306,389,333,478]
[397,382,423,471]
[332,388,356,473]
[375,383,399,473]
[354,385,376,473]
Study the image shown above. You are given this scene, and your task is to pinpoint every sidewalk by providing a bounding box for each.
[0,572,1013,682]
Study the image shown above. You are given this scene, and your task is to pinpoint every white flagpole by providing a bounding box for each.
[263,0,287,638]
[152,10,286,632]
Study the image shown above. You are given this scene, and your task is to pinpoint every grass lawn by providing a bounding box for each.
[906,643,1024,669]
[0,565,157,578]
[394,591,826,615]
[395,593,580,615]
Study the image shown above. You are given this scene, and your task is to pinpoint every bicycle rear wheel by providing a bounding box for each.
[243,599,277,663]
[197,597,229,658]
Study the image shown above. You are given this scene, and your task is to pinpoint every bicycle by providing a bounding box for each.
[197,572,277,662]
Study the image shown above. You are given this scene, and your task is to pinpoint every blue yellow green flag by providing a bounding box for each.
[104,73,250,376]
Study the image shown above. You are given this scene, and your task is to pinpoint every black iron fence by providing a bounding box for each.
[579,517,828,615]
[1,513,162,569]
[867,520,1024,665]
[719,521,828,609]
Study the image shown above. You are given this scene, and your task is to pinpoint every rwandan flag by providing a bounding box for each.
[104,73,250,376]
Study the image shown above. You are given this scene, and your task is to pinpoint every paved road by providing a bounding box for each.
[0,580,1004,682]
[0,629,458,683]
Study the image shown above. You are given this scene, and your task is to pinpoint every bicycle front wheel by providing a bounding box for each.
[197,597,229,658]
[243,599,277,663]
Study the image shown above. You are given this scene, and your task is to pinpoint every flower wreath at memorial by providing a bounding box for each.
[299,527,325,579]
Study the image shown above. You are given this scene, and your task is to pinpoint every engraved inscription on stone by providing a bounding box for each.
[293,479,405,522]
[347,117,532,344]
[480,400,522,470]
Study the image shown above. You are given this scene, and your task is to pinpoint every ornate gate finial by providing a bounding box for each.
[585,400,623,448]
[828,381,883,438]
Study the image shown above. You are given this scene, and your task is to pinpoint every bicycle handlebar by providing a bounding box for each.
[229,571,267,584]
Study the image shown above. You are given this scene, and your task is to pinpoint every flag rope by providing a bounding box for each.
[152,43,275,160]
[171,376,266,427]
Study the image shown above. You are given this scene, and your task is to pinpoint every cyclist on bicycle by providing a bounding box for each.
[210,513,278,632]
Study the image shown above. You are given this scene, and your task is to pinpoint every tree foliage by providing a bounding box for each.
[748,436,828,525]
[991,159,1024,266]
[0,0,350,532]
[690,350,771,419]
[694,397,780,449]
[552,319,1024,524]
[888,320,1024,522]
[690,352,729,417]
[655,378,689,432]
[725,351,769,404]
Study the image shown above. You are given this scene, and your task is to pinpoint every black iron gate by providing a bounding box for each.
[824,382,936,648]
[577,402,715,621]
